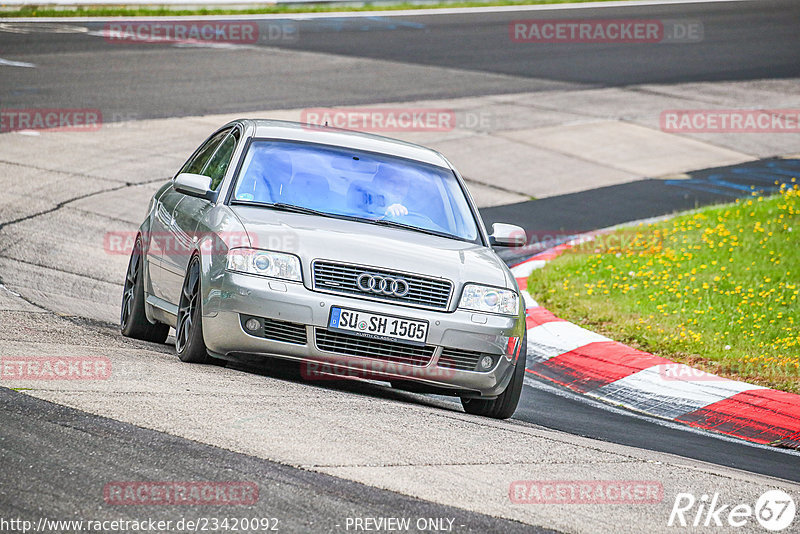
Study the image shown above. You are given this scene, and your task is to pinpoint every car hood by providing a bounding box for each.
[231,206,514,290]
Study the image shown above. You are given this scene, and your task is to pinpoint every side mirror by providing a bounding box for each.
[174,173,214,200]
[489,223,526,247]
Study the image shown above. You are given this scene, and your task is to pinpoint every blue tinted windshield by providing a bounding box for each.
[232,140,479,241]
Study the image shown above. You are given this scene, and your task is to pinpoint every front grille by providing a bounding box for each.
[315,329,435,367]
[240,315,307,345]
[313,261,452,310]
[438,347,495,372]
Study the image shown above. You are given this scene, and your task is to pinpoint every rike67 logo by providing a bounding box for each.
[668,490,796,531]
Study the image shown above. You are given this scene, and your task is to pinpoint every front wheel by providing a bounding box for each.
[461,333,527,419]
[175,257,214,364]
[120,237,169,343]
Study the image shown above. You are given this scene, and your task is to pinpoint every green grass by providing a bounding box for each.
[528,182,800,392]
[1,0,637,18]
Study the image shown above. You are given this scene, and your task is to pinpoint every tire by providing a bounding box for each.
[175,257,214,364]
[120,238,169,343]
[461,332,527,419]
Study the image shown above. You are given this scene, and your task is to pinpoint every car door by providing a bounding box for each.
[161,128,240,306]
[149,128,231,303]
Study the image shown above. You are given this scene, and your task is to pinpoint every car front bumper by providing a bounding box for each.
[202,271,525,397]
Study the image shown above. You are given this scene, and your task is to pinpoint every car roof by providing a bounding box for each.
[238,119,451,169]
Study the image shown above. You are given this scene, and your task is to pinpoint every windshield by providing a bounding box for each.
[231,140,480,242]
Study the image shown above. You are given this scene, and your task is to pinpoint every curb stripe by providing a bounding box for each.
[525,306,565,328]
[530,243,572,261]
[589,364,765,420]
[527,321,610,362]
[510,260,545,279]
[528,341,671,393]
[676,389,800,444]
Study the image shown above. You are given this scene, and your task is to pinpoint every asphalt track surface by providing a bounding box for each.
[0,0,798,119]
[2,0,800,529]
[0,388,545,533]
[485,157,800,261]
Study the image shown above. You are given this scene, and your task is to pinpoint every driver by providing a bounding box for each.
[373,164,410,218]
[236,148,293,203]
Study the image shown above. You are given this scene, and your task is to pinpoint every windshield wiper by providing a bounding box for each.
[366,218,458,241]
[232,200,331,217]
[269,202,331,217]
[232,200,365,223]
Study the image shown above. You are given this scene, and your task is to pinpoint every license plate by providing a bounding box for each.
[328,307,428,346]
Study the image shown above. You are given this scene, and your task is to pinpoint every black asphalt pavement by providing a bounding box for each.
[0,0,798,120]
[516,379,800,484]
[483,157,800,262]
[1,1,799,526]
[0,387,547,533]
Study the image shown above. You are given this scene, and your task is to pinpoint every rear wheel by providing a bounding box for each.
[120,238,169,343]
[461,333,527,419]
[176,257,216,364]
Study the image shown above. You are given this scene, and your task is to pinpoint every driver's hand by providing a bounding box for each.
[385,203,408,217]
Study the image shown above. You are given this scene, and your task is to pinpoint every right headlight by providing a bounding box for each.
[458,284,518,315]
[226,248,302,282]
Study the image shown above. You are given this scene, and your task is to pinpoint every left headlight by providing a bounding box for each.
[226,248,302,282]
[458,284,518,315]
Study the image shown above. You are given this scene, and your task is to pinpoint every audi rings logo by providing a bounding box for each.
[357,273,410,297]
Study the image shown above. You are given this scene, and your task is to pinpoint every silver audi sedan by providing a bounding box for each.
[121,119,528,418]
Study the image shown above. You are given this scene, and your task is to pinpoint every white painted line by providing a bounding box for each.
[0,58,36,68]
[2,0,753,23]
[589,364,766,420]
[0,284,22,297]
[527,320,609,363]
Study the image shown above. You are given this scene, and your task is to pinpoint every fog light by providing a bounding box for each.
[245,318,261,332]
[479,355,494,371]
